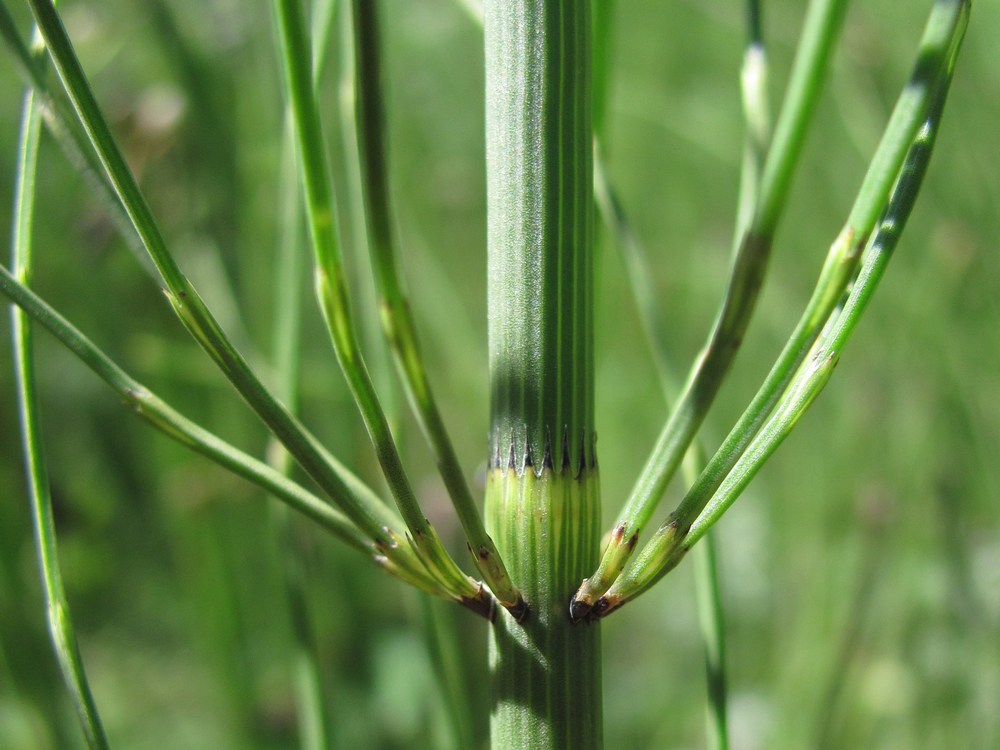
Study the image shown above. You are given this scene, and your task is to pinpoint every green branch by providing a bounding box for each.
[596,0,971,616]
[16,0,466,595]
[573,0,849,617]
[348,0,525,619]
[271,0,493,616]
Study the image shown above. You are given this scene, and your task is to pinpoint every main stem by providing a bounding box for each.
[483,2,601,748]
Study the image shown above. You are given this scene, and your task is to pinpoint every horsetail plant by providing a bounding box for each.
[482,1,600,746]
[0,1,972,748]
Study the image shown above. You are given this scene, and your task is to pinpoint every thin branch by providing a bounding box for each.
[271,0,494,615]
[573,0,849,615]
[597,0,971,615]
[16,0,449,588]
[348,0,525,619]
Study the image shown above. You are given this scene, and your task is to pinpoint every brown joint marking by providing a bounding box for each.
[592,597,610,617]
[568,597,593,625]
[509,597,530,624]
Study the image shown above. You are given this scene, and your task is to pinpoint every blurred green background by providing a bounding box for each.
[1,1,997,748]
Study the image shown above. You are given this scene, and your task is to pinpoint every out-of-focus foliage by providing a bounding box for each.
[0,1,997,748]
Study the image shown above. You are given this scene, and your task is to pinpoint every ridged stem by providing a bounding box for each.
[484,1,601,747]
[486,0,595,474]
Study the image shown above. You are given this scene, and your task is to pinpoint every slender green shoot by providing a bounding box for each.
[688,2,968,551]
[9,25,110,746]
[348,0,525,619]
[15,0,479,606]
[271,0,494,616]
[333,0,400,413]
[596,0,970,615]
[572,0,849,616]
[268,0,359,739]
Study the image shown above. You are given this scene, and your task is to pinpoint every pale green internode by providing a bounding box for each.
[486,467,602,750]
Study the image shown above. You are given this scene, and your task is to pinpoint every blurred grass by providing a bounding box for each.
[1,0,997,748]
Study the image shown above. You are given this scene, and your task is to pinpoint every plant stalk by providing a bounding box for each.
[484,1,601,747]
